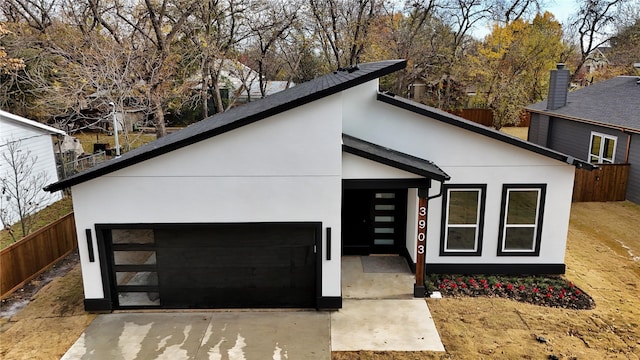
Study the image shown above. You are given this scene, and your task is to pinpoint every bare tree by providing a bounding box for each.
[489,0,543,23]
[181,0,252,116]
[309,0,379,68]
[244,0,299,98]
[569,0,628,80]
[0,138,53,241]
[1,0,58,32]
[375,0,445,94]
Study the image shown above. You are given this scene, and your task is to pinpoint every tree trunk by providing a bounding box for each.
[153,95,167,138]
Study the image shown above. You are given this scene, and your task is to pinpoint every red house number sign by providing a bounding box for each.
[415,197,427,286]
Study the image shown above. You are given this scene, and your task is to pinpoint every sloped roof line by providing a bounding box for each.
[377,92,595,170]
[44,60,408,192]
[0,109,67,136]
[342,134,450,182]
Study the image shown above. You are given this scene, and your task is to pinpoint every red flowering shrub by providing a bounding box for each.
[426,274,594,310]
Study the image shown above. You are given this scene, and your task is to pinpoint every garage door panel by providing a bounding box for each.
[158,266,315,288]
[156,246,314,268]
[107,223,319,309]
[155,227,316,248]
[161,286,315,308]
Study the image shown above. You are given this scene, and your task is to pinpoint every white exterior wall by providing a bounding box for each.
[342,81,575,266]
[0,116,63,224]
[72,95,343,300]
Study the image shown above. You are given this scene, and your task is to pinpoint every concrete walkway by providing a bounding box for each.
[332,256,445,352]
[62,255,444,359]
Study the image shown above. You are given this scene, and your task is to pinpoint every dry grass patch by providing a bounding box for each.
[73,131,157,153]
[500,126,528,140]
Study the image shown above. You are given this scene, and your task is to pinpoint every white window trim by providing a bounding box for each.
[444,188,482,253]
[501,188,541,253]
[588,132,617,164]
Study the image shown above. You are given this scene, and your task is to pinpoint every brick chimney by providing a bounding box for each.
[546,63,570,110]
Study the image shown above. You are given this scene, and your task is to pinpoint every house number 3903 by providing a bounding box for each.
[417,206,427,254]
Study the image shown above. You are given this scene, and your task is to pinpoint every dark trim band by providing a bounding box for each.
[317,296,342,309]
[342,179,430,189]
[84,298,112,312]
[425,263,566,275]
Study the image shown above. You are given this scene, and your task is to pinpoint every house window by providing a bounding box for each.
[589,132,616,164]
[440,184,486,256]
[497,184,546,256]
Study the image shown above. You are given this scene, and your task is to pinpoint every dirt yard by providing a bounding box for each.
[1,201,638,359]
[334,201,640,360]
[0,251,95,360]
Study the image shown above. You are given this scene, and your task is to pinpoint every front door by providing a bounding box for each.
[342,189,407,255]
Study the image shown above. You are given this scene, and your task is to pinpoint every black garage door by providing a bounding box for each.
[102,223,319,309]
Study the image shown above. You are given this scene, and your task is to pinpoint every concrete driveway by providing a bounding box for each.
[62,256,444,359]
[61,311,330,360]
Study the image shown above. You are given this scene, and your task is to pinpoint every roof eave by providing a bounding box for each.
[1,109,67,136]
[342,134,450,182]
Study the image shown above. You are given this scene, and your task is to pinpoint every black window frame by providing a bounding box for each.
[439,184,487,256]
[497,184,546,256]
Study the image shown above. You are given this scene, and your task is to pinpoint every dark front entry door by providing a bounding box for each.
[342,189,407,255]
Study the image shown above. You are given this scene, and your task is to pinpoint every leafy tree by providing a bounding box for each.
[0,23,24,73]
[472,12,567,128]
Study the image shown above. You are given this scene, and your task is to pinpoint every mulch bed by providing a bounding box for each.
[426,274,595,310]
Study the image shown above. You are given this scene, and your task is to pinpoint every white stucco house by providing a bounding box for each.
[45,60,591,312]
[1,109,65,226]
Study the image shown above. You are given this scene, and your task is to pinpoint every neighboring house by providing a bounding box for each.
[45,60,590,312]
[0,109,65,225]
[191,60,293,111]
[586,47,611,70]
[527,64,640,204]
[236,80,294,104]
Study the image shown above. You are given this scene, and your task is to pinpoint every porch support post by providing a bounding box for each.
[414,187,428,297]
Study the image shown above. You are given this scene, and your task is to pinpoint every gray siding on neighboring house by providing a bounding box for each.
[528,113,550,146]
[627,133,640,204]
[547,119,629,164]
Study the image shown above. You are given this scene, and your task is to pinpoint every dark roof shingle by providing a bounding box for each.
[342,134,450,181]
[527,76,640,132]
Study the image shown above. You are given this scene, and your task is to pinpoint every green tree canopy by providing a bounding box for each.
[471,12,568,128]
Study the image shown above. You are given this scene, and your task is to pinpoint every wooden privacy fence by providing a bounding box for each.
[448,109,530,128]
[1,212,77,299]
[573,164,630,202]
